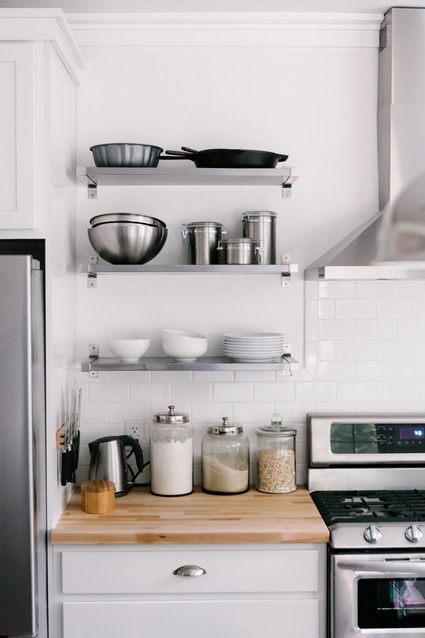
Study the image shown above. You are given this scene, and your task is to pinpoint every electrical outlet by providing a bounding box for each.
[125,420,143,441]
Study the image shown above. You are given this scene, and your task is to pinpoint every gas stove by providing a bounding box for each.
[307,414,425,550]
[311,489,425,549]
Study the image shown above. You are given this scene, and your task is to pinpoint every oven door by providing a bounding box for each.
[332,553,425,638]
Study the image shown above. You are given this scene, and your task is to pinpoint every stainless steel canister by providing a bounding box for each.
[241,211,277,264]
[181,221,225,265]
[218,237,262,264]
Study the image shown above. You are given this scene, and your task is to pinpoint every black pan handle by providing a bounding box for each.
[275,154,289,162]
[181,146,198,153]
[164,149,194,156]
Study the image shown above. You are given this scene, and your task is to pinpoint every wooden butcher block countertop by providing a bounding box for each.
[51,486,329,545]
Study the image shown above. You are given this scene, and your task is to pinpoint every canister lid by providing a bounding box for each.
[207,417,243,435]
[153,405,190,424]
[219,237,259,245]
[185,221,223,229]
[256,413,296,437]
[241,210,277,221]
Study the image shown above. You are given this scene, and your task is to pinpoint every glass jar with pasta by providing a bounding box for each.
[256,415,297,494]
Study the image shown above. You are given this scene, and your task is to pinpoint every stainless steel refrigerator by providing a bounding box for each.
[0,254,47,638]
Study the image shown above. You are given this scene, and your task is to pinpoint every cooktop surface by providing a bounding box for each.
[311,490,425,526]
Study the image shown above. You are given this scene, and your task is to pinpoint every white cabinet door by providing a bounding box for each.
[63,599,320,638]
[0,43,36,229]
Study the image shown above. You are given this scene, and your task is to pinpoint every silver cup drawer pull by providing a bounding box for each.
[173,565,207,577]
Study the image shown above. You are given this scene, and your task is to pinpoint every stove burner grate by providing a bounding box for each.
[311,489,425,526]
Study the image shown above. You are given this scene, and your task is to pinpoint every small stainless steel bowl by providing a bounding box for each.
[89,143,164,168]
[89,213,166,229]
[88,222,168,264]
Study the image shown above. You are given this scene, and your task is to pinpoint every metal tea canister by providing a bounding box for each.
[241,210,277,264]
[256,415,297,493]
[151,405,193,496]
[201,417,250,494]
[181,221,225,264]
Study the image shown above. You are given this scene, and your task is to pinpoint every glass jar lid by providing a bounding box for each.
[153,405,190,424]
[256,413,296,437]
[207,417,243,436]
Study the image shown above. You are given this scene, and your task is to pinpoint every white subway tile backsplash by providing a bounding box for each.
[337,340,377,360]
[213,383,254,402]
[295,381,337,402]
[319,319,356,340]
[80,402,108,424]
[319,281,356,298]
[235,371,276,382]
[397,281,425,298]
[336,381,377,401]
[191,403,234,423]
[377,380,418,402]
[398,361,425,381]
[319,340,336,360]
[171,383,212,403]
[377,340,418,360]
[397,320,425,339]
[305,300,319,340]
[108,403,152,423]
[315,401,358,412]
[377,298,417,319]
[109,371,151,383]
[358,361,399,381]
[335,299,376,318]
[357,281,397,298]
[318,299,335,319]
[79,278,425,484]
[130,383,170,403]
[151,371,193,383]
[194,370,234,382]
[254,382,296,402]
[88,383,129,403]
[304,281,319,300]
[357,319,397,340]
[318,360,357,381]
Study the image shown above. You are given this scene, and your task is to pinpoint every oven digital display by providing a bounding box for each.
[358,578,425,629]
[400,425,425,440]
[330,422,425,454]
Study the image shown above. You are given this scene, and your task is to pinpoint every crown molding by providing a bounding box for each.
[0,9,85,83]
[66,12,383,48]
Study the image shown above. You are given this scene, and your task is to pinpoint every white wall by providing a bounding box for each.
[73,14,384,485]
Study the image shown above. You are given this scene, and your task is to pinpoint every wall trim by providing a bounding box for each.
[67,12,383,48]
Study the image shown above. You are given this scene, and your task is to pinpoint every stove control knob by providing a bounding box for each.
[363,524,382,544]
[405,524,423,543]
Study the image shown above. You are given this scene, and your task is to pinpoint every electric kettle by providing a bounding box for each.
[88,435,147,497]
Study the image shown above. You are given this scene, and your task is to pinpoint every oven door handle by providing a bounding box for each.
[338,559,425,575]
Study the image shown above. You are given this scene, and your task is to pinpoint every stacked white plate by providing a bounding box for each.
[222,332,285,362]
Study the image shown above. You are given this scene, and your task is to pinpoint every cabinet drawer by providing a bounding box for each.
[61,548,319,595]
[63,599,320,638]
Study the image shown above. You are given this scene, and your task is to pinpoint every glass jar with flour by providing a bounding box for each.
[151,405,193,496]
[201,417,250,494]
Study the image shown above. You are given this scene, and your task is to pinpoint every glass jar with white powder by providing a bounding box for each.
[201,417,250,494]
[151,405,193,496]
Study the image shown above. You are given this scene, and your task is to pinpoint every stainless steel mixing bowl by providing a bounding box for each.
[88,222,168,264]
[89,213,166,228]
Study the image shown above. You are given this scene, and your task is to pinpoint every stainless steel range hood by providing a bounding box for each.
[306,8,425,280]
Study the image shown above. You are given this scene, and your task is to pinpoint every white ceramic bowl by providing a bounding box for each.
[161,329,207,343]
[109,338,150,362]
[161,338,208,362]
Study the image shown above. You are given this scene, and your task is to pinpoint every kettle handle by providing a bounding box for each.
[119,435,148,475]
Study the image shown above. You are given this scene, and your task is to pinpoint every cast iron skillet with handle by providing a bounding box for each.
[162,146,288,168]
